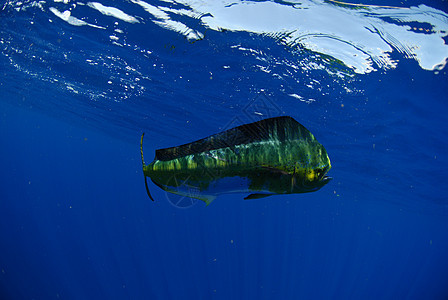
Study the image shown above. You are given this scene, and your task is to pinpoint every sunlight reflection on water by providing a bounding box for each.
[40,0,448,73]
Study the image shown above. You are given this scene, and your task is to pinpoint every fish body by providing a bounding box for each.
[141,116,331,205]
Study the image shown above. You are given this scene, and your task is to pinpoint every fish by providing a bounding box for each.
[140,116,332,205]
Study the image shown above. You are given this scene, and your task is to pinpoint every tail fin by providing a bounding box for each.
[140,133,154,201]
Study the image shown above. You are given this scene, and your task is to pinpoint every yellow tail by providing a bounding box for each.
[140,133,154,201]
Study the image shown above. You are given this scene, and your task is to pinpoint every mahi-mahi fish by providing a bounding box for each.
[140,116,331,205]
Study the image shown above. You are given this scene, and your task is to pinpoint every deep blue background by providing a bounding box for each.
[1,1,448,299]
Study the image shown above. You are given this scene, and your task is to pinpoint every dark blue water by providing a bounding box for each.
[1,0,448,299]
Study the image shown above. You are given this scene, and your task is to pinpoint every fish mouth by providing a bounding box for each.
[320,175,332,184]
[318,165,331,182]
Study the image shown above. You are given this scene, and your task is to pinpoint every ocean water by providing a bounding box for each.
[1,0,448,299]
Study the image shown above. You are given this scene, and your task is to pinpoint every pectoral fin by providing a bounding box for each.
[261,166,290,175]
[197,195,217,206]
[244,193,274,200]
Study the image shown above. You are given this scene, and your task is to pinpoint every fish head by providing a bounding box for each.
[292,143,332,193]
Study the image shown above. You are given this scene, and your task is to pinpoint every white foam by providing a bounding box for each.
[87,2,139,23]
[49,7,105,28]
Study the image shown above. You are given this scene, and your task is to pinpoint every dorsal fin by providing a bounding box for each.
[155,116,315,161]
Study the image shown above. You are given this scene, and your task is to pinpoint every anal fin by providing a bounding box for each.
[244,193,274,200]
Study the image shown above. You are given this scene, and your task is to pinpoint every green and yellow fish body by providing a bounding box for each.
[141,116,331,205]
